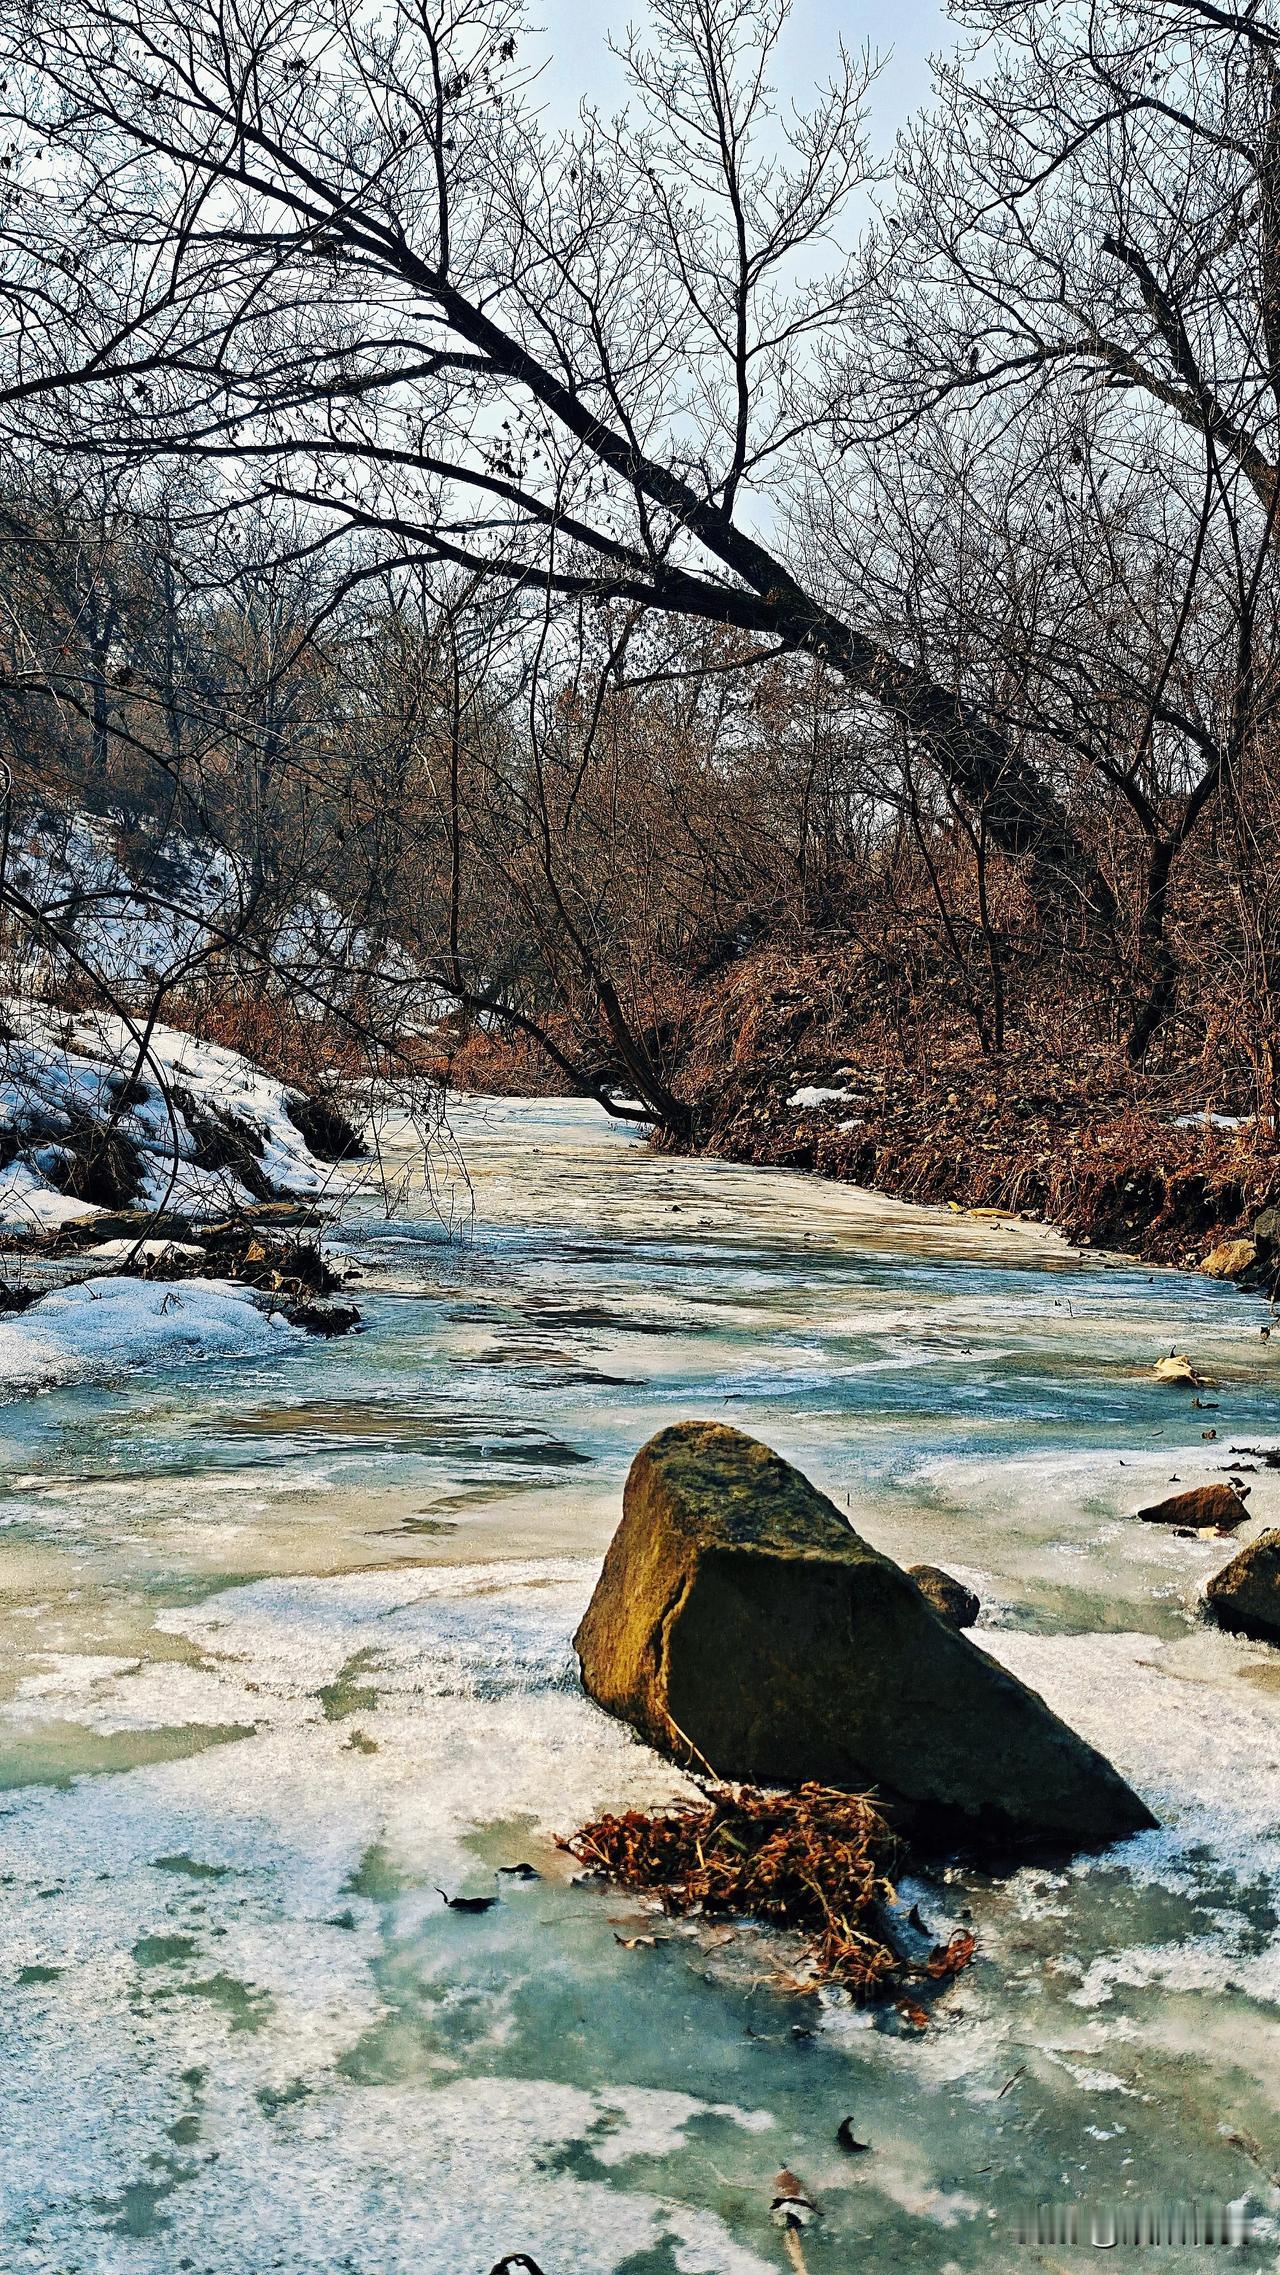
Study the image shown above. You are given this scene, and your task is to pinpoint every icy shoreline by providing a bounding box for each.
[0,1274,303,1400]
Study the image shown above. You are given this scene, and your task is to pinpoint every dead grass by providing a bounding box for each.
[560,1781,976,2009]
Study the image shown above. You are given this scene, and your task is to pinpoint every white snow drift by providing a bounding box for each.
[0,1274,301,1400]
[1,1002,356,1231]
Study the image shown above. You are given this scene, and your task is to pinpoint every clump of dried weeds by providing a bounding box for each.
[560,1781,975,2010]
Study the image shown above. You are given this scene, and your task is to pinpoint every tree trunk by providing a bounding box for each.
[1126,839,1178,1063]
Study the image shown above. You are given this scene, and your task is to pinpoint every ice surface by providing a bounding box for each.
[2,1094,1279,2270]
[0,1554,783,2274]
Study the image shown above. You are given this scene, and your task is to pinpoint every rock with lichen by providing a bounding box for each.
[574,1421,1156,1856]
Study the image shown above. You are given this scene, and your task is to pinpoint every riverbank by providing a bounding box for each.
[438,969,1280,1296]
[692,1061,1279,1288]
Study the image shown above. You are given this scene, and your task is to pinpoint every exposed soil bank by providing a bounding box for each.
[689,1064,1279,1293]
[442,1016,1280,1296]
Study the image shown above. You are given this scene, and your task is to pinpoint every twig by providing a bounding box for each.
[781,2225,808,2275]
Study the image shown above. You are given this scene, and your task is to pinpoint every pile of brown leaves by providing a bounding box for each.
[560,1781,975,2008]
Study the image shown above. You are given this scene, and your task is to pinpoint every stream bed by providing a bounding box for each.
[1,1096,1279,2272]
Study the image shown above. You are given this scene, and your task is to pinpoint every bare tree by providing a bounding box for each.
[0,0,1111,920]
[844,0,1280,1055]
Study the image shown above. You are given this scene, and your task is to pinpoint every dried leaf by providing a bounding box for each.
[560,1782,942,2001]
[926,1928,976,1980]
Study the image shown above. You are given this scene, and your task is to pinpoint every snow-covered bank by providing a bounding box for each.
[3,814,239,1001]
[0,1274,301,1400]
[3,810,424,1021]
[1,1003,360,1233]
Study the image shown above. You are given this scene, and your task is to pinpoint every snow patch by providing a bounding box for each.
[0,1160,104,1232]
[1,1000,358,1225]
[3,814,239,998]
[3,811,427,1027]
[1174,1112,1253,1131]
[787,1084,853,1110]
[0,1275,300,1401]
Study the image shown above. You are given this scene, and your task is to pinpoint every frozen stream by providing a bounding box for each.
[1,1096,1279,2271]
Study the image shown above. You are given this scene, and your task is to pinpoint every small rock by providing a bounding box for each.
[288,1302,362,1336]
[1254,1205,1280,1260]
[1135,1483,1251,1529]
[908,1565,980,1629]
[1201,1239,1257,1280]
[1204,1530,1280,1642]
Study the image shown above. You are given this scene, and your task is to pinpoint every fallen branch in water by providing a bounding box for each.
[560,1781,975,2007]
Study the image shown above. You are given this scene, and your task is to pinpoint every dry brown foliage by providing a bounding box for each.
[560,1781,976,2006]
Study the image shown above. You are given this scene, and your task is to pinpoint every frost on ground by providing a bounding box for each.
[0,1275,302,1399]
[0,1000,357,1231]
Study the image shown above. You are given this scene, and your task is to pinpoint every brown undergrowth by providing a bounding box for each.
[679,948,1280,1279]
[708,1076,1278,1275]
[560,1782,976,2012]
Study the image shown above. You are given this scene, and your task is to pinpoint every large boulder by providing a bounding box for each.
[1204,1531,1280,1642]
[575,1422,1156,1855]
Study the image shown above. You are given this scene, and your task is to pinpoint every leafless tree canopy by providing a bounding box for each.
[0,0,1277,1137]
[0,0,1119,905]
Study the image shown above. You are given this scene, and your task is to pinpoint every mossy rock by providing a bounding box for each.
[575,1422,1156,1857]
[1204,1530,1280,1642]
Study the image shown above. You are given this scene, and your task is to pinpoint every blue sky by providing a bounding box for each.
[534,1,953,147]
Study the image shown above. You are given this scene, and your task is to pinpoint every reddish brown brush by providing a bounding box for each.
[560,1782,976,2008]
